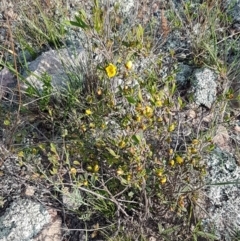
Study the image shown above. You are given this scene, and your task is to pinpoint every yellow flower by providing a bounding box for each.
[155,100,163,107]
[125,61,133,70]
[156,168,164,177]
[127,174,132,182]
[89,122,95,128]
[117,168,124,175]
[105,63,117,78]
[135,115,142,122]
[190,147,198,154]
[118,140,126,148]
[97,89,102,95]
[144,106,153,118]
[93,164,100,173]
[192,139,199,145]
[168,123,175,132]
[176,155,184,164]
[139,124,147,130]
[160,176,167,184]
[85,109,92,115]
[70,167,77,175]
[157,117,163,122]
[169,159,175,166]
[18,151,24,158]
[80,124,87,132]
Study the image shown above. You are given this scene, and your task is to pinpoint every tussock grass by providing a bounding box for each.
[1,0,240,240]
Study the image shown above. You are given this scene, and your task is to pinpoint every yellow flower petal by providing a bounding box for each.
[169,159,175,166]
[85,109,92,115]
[105,63,117,78]
[118,140,126,148]
[125,61,133,70]
[117,168,124,175]
[176,155,184,164]
[93,164,100,173]
[192,139,199,145]
[70,167,77,175]
[168,123,175,132]
[160,176,167,184]
[155,100,163,107]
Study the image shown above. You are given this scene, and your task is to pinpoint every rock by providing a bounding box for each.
[234,125,240,133]
[187,109,196,119]
[22,47,86,92]
[24,185,36,197]
[176,63,193,87]
[213,125,230,152]
[201,148,240,240]
[0,145,22,200]
[225,0,240,22]
[0,67,16,99]
[0,198,51,241]
[33,208,62,241]
[191,68,217,108]
[108,0,134,17]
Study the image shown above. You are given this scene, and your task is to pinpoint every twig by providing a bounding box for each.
[100,179,129,217]
[61,223,115,232]
[6,16,21,118]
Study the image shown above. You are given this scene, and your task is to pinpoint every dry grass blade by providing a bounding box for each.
[6,16,21,118]
[161,9,170,40]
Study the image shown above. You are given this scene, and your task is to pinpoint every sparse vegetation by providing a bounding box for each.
[0,0,240,240]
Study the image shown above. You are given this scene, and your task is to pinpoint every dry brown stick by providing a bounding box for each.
[100,179,129,217]
[161,9,170,40]
[6,16,21,119]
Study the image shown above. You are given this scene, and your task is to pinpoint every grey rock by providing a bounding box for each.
[0,198,51,241]
[176,63,193,86]
[0,67,16,99]
[18,50,36,64]
[118,0,135,16]
[108,0,135,17]
[225,0,240,22]
[201,148,240,240]
[22,47,86,92]
[191,68,217,108]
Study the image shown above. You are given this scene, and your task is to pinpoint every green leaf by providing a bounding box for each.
[138,89,143,101]
[3,119,10,126]
[122,40,140,48]
[126,96,136,104]
[178,96,183,108]
[73,160,81,165]
[70,11,89,30]
[50,167,58,175]
[194,231,218,239]
[93,0,103,33]
[207,179,240,186]
[48,154,59,164]
[159,224,181,235]
[50,143,58,155]
[132,134,142,144]
[105,147,120,159]
[128,191,134,198]
[193,234,197,241]
[136,24,144,43]
[171,82,176,95]
[69,20,89,29]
